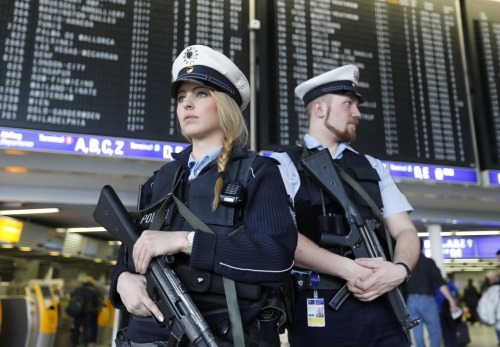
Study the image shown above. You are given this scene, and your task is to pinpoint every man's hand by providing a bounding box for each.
[347,258,405,301]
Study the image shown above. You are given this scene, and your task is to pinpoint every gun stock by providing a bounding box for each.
[300,149,419,342]
[93,185,218,347]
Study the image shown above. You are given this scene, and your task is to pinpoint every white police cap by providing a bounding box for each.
[171,45,250,111]
[295,64,364,105]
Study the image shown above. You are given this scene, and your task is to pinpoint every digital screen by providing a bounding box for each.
[483,170,500,186]
[257,0,477,171]
[462,0,500,170]
[423,235,500,259]
[0,0,249,143]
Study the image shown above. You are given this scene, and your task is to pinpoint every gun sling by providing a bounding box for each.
[298,146,394,260]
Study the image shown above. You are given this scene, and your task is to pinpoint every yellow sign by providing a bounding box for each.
[0,217,24,243]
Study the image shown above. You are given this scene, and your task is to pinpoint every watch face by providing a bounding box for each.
[188,231,195,243]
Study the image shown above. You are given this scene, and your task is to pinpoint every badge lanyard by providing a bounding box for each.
[306,273,326,327]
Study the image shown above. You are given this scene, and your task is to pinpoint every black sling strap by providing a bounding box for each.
[298,146,394,260]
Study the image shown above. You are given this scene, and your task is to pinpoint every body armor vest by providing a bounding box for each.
[285,146,389,257]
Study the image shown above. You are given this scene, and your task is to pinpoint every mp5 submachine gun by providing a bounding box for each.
[300,149,419,342]
[93,185,218,347]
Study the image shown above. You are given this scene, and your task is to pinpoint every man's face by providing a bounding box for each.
[323,94,361,143]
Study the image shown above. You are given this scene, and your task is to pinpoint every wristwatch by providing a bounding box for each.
[396,262,411,282]
[184,231,195,255]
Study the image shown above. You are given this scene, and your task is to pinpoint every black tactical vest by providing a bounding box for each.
[137,148,257,235]
[284,146,390,257]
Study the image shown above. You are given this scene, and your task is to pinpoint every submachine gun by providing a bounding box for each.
[300,149,420,342]
[93,185,218,347]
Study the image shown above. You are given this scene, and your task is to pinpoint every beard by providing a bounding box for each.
[324,111,358,143]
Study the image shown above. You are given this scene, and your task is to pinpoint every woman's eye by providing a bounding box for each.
[197,91,207,97]
[177,95,185,103]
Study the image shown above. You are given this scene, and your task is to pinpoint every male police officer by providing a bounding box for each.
[272,65,420,346]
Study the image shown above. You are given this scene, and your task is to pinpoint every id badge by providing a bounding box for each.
[306,297,325,327]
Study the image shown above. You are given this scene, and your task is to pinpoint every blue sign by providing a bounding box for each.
[423,236,500,259]
[0,127,188,161]
[383,161,478,185]
[259,150,479,185]
[484,170,500,187]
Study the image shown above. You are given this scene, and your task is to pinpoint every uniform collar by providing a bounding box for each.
[188,146,222,180]
[304,133,358,159]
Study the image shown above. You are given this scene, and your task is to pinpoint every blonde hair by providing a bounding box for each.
[180,89,248,210]
[211,91,248,210]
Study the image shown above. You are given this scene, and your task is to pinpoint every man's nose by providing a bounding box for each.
[352,104,361,118]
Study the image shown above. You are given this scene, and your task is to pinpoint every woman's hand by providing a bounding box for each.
[117,272,164,322]
[133,230,188,274]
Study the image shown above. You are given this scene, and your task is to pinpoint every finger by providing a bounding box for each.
[140,254,151,274]
[142,296,165,322]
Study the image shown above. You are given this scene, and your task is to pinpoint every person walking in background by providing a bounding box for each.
[480,276,491,294]
[463,278,480,324]
[271,64,420,346]
[406,241,458,347]
[435,275,461,347]
[70,276,104,347]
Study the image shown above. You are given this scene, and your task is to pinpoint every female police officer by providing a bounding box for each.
[108,45,297,346]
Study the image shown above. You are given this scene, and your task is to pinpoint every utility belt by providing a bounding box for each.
[174,263,263,305]
[291,269,345,292]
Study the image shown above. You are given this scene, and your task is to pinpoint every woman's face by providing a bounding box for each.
[176,82,222,141]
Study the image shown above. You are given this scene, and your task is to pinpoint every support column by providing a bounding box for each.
[427,223,446,278]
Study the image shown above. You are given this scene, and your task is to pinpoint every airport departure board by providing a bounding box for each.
[0,0,249,142]
[462,0,500,170]
[257,0,477,169]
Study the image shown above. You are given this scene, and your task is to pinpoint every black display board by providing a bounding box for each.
[257,0,477,169]
[0,0,249,142]
[462,0,500,170]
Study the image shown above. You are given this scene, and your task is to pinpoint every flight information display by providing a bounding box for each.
[0,0,249,143]
[257,0,477,170]
[462,0,500,170]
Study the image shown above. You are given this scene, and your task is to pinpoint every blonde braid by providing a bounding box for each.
[212,138,234,210]
[209,90,247,210]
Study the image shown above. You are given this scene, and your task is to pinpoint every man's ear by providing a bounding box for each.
[312,99,326,119]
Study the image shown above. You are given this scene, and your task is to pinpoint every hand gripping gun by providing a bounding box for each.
[93,185,218,347]
[299,149,420,342]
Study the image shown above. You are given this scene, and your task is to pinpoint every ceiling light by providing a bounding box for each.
[455,230,500,236]
[19,246,32,251]
[0,244,14,249]
[4,166,28,173]
[0,208,60,215]
[66,227,106,233]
